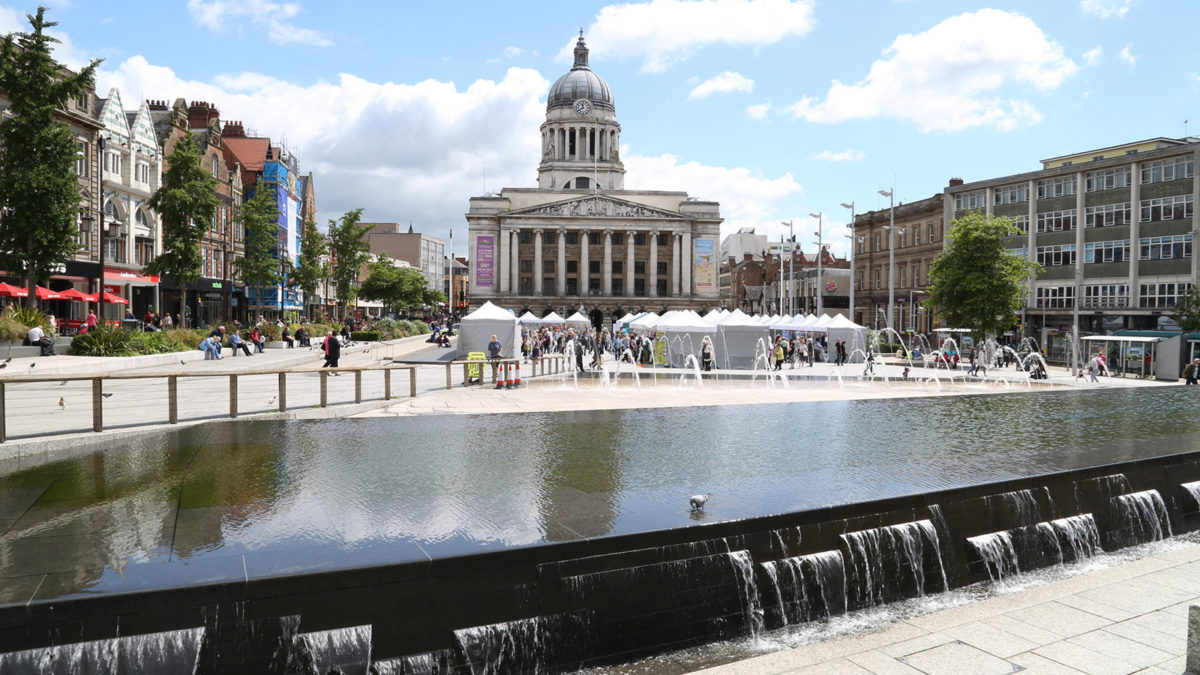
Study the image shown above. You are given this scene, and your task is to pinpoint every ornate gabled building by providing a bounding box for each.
[467,33,722,329]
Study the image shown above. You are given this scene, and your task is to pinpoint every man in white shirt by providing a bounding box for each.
[27,324,54,356]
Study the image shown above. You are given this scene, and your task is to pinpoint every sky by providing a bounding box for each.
[5,0,1198,259]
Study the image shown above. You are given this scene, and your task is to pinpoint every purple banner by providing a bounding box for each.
[476,235,495,287]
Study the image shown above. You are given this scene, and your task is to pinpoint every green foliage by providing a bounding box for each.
[69,325,135,356]
[423,288,447,306]
[167,328,206,349]
[257,322,281,341]
[351,330,381,342]
[0,8,102,306]
[294,217,328,315]
[128,330,192,354]
[145,132,219,327]
[358,255,428,312]
[0,310,29,341]
[1172,287,1200,333]
[235,186,281,308]
[403,319,430,336]
[927,212,1042,339]
[8,305,50,333]
[327,208,371,317]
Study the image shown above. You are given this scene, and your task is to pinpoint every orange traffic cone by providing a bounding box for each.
[513,361,522,388]
[495,362,506,389]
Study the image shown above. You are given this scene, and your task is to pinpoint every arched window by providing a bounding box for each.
[135,209,149,228]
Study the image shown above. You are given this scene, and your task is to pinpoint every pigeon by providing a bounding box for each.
[59,380,67,386]
[101,392,113,398]
[3,356,10,364]
[180,359,186,366]
[689,493,712,511]
[267,396,276,405]
[58,397,65,410]
[0,362,9,370]
[29,363,35,369]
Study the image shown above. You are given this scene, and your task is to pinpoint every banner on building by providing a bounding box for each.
[694,238,715,288]
[476,235,495,287]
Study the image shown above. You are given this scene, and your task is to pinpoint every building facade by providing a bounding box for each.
[851,194,945,333]
[467,33,723,328]
[363,223,446,293]
[944,137,1200,359]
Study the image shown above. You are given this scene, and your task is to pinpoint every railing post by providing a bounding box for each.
[409,367,417,398]
[0,381,6,443]
[92,378,103,432]
[229,374,238,418]
[320,371,328,407]
[445,363,452,390]
[463,362,469,386]
[355,370,362,403]
[384,368,391,400]
[278,372,287,412]
[168,376,178,424]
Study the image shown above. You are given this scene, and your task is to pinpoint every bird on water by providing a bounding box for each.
[689,493,712,511]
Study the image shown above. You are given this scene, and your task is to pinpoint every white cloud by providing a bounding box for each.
[100,57,549,237]
[504,46,523,58]
[1083,46,1102,66]
[811,149,864,162]
[623,151,802,240]
[186,0,332,47]
[1080,0,1133,19]
[787,9,1076,133]
[688,71,754,99]
[1118,43,1138,67]
[745,102,770,120]
[565,0,816,73]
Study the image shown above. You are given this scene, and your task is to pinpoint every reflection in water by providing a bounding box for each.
[0,387,1198,604]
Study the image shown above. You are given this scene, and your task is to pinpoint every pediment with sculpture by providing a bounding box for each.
[509,196,683,220]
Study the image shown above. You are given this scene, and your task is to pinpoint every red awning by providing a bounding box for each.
[56,288,91,301]
[0,283,28,298]
[84,290,130,305]
[35,286,64,300]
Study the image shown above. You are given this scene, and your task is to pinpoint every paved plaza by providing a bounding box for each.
[0,337,1195,673]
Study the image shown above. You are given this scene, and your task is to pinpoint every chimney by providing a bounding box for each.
[147,99,167,111]
[222,120,246,138]
[948,177,964,187]
[743,253,753,261]
[188,101,219,130]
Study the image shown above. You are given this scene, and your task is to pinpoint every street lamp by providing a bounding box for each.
[809,212,823,315]
[95,136,107,326]
[878,189,896,329]
[279,256,292,319]
[780,220,794,315]
[1072,264,1081,376]
[840,202,855,322]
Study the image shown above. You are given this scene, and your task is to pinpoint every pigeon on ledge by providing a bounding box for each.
[689,493,712,511]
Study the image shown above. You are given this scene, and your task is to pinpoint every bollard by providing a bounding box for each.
[168,376,178,423]
[92,378,103,432]
[320,371,328,407]
[355,370,363,403]
[409,367,417,398]
[446,363,453,390]
[384,368,391,400]
[1188,605,1200,675]
[278,372,287,411]
[229,375,238,418]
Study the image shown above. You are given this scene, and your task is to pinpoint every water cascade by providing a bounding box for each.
[966,514,1102,583]
[839,519,948,608]
[0,627,204,675]
[758,550,847,628]
[1183,480,1200,508]
[1109,489,1173,548]
[453,612,589,675]
[729,550,765,637]
[967,531,1020,581]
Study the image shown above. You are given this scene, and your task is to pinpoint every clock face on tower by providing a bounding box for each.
[574,99,592,116]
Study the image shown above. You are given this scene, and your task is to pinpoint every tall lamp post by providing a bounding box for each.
[1072,264,1081,376]
[909,289,925,334]
[279,256,292,320]
[878,189,896,328]
[809,212,823,315]
[778,233,785,315]
[780,220,794,315]
[95,136,107,326]
[840,201,855,322]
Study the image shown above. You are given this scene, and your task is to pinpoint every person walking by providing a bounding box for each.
[773,339,784,371]
[322,330,341,372]
[700,337,715,371]
[1184,358,1199,385]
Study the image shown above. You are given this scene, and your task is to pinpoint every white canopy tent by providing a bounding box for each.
[826,313,868,362]
[717,309,770,369]
[658,311,716,368]
[516,311,540,325]
[701,309,724,324]
[541,311,566,325]
[457,301,521,359]
[564,311,590,328]
[615,312,637,330]
[629,312,661,331]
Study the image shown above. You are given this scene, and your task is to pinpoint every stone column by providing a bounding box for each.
[498,226,510,294]
[626,229,635,297]
[649,230,658,297]
[672,233,681,296]
[581,228,589,295]
[534,229,543,295]
[603,229,613,295]
[510,228,520,295]
[682,231,693,296]
[557,228,567,297]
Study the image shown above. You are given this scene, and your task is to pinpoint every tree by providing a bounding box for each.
[0,8,101,307]
[926,212,1041,339]
[327,208,370,319]
[145,132,218,327]
[233,186,279,317]
[294,216,328,320]
[1171,287,1200,333]
[358,255,429,314]
[423,288,447,307]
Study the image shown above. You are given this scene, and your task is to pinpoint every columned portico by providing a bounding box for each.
[509,228,519,294]
[556,228,566,296]
[534,229,543,295]
[672,233,681,296]
[625,231,634,297]
[603,229,613,295]
[649,230,658,297]
[498,227,510,294]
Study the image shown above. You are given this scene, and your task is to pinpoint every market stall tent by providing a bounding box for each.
[717,309,770,369]
[658,311,716,368]
[456,301,520,359]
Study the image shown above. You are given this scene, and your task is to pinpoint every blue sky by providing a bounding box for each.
[7,0,1197,258]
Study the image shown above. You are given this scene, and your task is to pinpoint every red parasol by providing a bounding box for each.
[56,288,90,301]
[35,286,64,300]
[85,290,129,305]
[0,282,29,298]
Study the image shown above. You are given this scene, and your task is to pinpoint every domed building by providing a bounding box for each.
[466,33,722,328]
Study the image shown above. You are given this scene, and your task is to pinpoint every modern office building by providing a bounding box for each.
[363,223,446,293]
[945,137,1199,358]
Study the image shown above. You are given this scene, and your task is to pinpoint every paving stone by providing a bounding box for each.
[1066,628,1174,670]
[943,620,1041,658]
[876,631,955,658]
[1005,601,1111,638]
[1032,640,1141,675]
[1005,651,1088,674]
[898,640,1017,675]
[1102,620,1186,653]
[1054,593,1136,622]
[1074,578,1194,616]
[787,658,873,674]
[982,614,1066,647]
[844,649,924,674]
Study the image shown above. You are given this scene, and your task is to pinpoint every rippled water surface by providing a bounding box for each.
[0,386,1196,602]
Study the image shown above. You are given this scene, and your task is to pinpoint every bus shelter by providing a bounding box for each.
[1080,334,1178,380]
